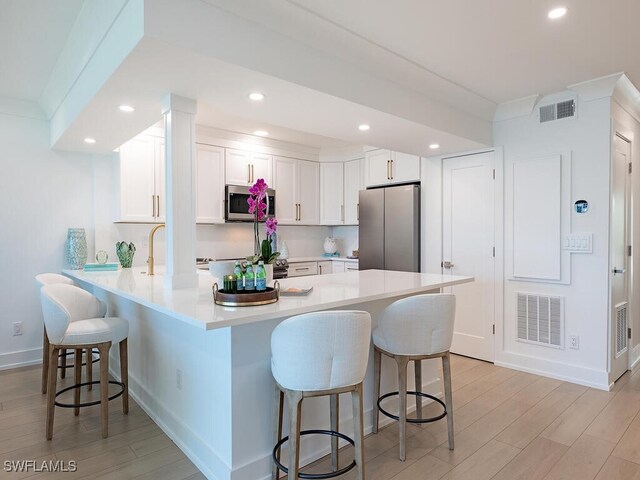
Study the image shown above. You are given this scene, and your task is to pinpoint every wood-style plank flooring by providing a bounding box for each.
[1,355,639,479]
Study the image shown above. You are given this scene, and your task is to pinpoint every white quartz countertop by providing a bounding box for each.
[286,256,359,263]
[63,267,472,331]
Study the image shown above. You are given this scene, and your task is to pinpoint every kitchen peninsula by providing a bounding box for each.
[64,267,472,480]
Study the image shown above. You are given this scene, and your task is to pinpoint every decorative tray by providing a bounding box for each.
[212,281,280,307]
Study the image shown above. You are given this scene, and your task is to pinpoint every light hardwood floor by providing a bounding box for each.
[1,355,639,479]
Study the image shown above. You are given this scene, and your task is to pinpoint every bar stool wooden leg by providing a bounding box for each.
[415,359,422,420]
[272,385,284,480]
[86,348,93,391]
[46,346,59,440]
[372,347,381,434]
[73,349,82,416]
[286,390,303,480]
[330,393,339,471]
[352,383,365,480]
[119,339,129,414]
[60,348,67,378]
[397,357,409,462]
[442,352,454,450]
[42,326,50,394]
[98,342,111,439]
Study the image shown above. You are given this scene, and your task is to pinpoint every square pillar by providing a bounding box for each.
[162,94,198,289]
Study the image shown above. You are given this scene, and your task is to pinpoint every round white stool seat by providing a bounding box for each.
[59,317,128,346]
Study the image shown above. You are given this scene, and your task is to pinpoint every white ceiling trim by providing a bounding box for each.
[0,96,46,120]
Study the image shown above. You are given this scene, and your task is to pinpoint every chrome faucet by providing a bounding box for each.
[147,224,165,275]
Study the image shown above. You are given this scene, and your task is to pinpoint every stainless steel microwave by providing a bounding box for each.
[225,185,276,222]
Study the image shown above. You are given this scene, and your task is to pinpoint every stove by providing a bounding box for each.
[196,257,289,279]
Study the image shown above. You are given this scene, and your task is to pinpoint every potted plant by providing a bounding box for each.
[246,179,279,283]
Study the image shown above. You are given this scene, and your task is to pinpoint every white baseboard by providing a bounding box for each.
[235,378,443,480]
[496,350,610,390]
[0,347,42,371]
[629,345,640,373]
[109,366,224,480]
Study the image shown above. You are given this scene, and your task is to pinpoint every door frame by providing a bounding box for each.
[421,147,504,362]
[609,122,634,381]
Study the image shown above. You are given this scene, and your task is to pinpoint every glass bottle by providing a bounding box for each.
[256,261,266,291]
[245,265,256,291]
[234,261,244,291]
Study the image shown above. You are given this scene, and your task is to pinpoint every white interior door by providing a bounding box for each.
[611,134,631,381]
[442,152,495,361]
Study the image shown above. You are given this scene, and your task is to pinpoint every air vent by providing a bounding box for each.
[539,99,576,123]
[616,302,628,357]
[517,293,563,348]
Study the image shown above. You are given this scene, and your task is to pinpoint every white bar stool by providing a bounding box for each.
[40,283,129,439]
[372,294,456,461]
[271,311,371,480]
[36,273,104,393]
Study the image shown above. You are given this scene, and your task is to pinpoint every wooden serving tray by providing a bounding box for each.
[212,281,280,307]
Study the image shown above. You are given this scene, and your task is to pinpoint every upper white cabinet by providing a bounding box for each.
[320,163,344,225]
[116,134,165,223]
[225,149,272,186]
[344,158,363,225]
[274,157,319,225]
[195,144,225,224]
[364,149,420,187]
[320,159,363,225]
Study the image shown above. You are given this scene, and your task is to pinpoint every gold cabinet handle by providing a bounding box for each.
[319,264,322,274]
[251,164,254,183]
[248,164,251,184]
[156,195,160,218]
[152,195,156,218]
[357,203,359,221]
[341,205,344,223]
[390,159,394,180]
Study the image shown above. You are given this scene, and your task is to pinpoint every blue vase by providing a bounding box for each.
[65,228,88,269]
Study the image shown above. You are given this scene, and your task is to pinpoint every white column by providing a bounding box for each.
[162,94,198,289]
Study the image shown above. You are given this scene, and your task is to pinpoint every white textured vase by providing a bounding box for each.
[324,237,337,255]
[65,228,88,269]
[280,241,289,259]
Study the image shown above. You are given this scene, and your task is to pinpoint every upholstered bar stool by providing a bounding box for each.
[36,273,104,393]
[372,294,456,461]
[271,311,371,480]
[40,283,129,439]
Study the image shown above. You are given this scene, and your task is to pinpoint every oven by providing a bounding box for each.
[225,185,276,222]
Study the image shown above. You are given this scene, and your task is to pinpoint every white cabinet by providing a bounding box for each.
[344,158,363,225]
[195,144,225,224]
[345,262,359,272]
[117,134,165,223]
[331,261,345,273]
[274,157,319,225]
[318,261,333,275]
[365,149,420,187]
[320,163,344,225]
[225,149,272,186]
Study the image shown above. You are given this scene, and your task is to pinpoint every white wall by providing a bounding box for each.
[331,225,359,256]
[0,114,95,369]
[494,93,612,388]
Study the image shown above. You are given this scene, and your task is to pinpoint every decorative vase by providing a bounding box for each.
[116,241,136,268]
[280,240,289,259]
[324,237,337,255]
[65,228,88,269]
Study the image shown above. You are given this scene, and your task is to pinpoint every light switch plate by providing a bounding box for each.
[563,233,592,253]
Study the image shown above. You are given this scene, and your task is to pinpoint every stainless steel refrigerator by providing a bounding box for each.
[359,184,420,272]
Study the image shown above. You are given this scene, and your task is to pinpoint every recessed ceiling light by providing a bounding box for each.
[249,92,265,101]
[84,137,96,144]
[253,130,269,137]
[548,6,567,19]
[118,104,135,112]
[429,143,440,150]
[358,124,370,131]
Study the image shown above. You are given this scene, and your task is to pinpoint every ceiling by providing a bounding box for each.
[211,0,640,105]
[0,0,83,102]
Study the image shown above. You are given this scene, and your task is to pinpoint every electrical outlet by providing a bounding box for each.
[176,368,182,390]
[12,322,22,336]
[569,335,579,349]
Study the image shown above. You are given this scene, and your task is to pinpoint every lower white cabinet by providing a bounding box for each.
[318,261,333,275]
[195,144,225,224]
[332,262,345,273]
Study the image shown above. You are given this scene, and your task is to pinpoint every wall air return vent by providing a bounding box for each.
[516,293,564,348]
[539,99,576,123]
